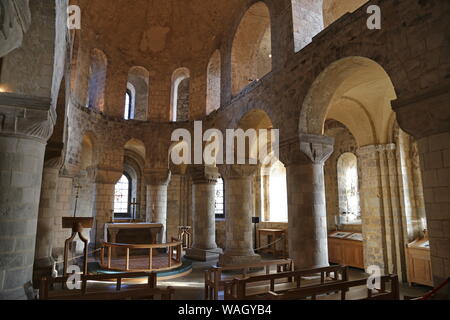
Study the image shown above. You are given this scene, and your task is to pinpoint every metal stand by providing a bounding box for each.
[252,216,260,250]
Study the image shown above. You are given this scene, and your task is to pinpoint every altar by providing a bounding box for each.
[104,222,163,245]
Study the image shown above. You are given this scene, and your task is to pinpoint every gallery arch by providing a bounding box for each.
[231,2,272,96]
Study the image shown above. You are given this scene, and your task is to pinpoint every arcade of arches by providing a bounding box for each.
[0,0,449,300]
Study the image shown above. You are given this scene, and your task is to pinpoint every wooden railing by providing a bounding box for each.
[224,264,348,300]
[100,239,183,272]
[39,272,175,300]
[205,259,294,300]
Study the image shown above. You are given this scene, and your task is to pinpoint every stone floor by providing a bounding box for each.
[157,256,431,300]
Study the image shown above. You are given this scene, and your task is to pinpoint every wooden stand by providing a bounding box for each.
[178,226,192,249]
[328,232,364,269]
[406,231,432,287]
[257,229,287,258]
[62,217,94,276]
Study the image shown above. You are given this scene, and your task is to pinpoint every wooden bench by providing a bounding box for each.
[265,274,400,300]
[39,272,174,300]
[204,259,294,300]
[224,264,348,300]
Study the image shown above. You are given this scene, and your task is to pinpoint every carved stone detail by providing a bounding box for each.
[144,168,171,186]
[188,165,219,184]
[299,133,334,164]
[218,164,258,180]
[356,144,396,156]
[0,93,54,142]
[91,167,123,185]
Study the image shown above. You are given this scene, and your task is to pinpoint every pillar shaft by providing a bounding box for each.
[0,93,54,300]
[145,169,171,243]
[33,158,63,284]
[282,134,334,270]
[92,168,122,246]
[186,166,222,260]
[218,165,260,266]
[393,85,450,288]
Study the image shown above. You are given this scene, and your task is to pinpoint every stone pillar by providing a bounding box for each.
[33,157,63,284]
[92,168,122,247]
[186,166,223,261]
[218,165,260,266]
[0,93,54,300]
[357,144,403,275]
[145,169,171,244]
[393,86,450,288]
[281,134,334,270]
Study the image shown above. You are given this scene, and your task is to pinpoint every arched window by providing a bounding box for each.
[127,66,150,121]
[215,177,225,219]
[322,0,369,28]
[87,49,107,111]
[291,0,323,52]
[231,2,272,95]
[171,68,190,122]
[124,89,134,120]
[268,160,288,222]
[114,173,132,218]
[206,50,221,115]
[337,153,361,224]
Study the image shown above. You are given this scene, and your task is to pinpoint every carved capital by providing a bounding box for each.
[357,144,396,157]
[144,168,171,186]
[44,156,64,170]
[392,85,450,139]
[91,167,123,185]
[0,93,55,143]
[299,134,334,165]
[278,137,306,166]
[189,165,219,184]
[218,164,258,180]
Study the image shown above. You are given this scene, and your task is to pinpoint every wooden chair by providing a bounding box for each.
[224,264,348,300]
[264,274,400,301]
[39,272,174,300]
[205,259,294,300]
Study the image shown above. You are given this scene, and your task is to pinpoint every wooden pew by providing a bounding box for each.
[204,259,294,300]
[224,264,348,300]
[39,272,174,300]
[264,274,400,301]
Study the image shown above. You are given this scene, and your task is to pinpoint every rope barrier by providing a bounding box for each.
[53,248,102,265]
[418,278,449,300]
[190,234,286,255]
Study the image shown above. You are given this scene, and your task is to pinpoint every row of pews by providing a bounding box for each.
[205,260,400,300]
[39,272,174,300]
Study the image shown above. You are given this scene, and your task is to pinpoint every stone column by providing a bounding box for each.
[92,168,122,247]
[33,157,63,284]
[186,166,223,261]
[393,86,450,288]
[145,169,171,243]
[357,144,400,275]
[281,134,334,270]
[0,93,54,300]
[218,165,260,266]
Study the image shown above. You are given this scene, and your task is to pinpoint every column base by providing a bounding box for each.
[186,247,223,261]
[32,257,55,289]
[218,253,261,267]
